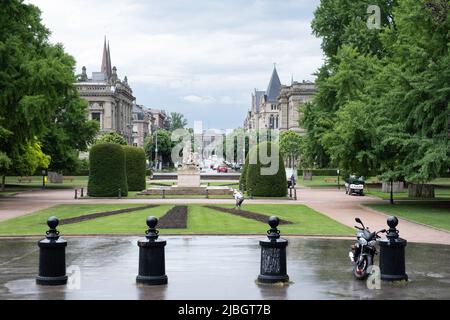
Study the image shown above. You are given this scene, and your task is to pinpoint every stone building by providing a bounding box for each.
[132,104,150,147]
[75,38,135,144]
[243,66,317,134]
[148,108,169,130]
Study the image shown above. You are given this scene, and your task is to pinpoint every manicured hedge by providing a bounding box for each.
[123,146,147,191]
[246,141,287,197]
[239,154,249,191]
[88,143,128,197]
[297,169,340,176]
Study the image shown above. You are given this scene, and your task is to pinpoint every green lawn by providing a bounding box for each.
[0,203,353,236]
[365,203,450,231]
[366,187,450,200]
[296,176,344,188]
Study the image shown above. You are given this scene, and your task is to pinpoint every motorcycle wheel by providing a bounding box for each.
[353,255,373,280]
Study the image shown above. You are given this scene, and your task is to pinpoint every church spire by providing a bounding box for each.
[266,64,282,102]
[107,41,112,78]
[101,36,112,79]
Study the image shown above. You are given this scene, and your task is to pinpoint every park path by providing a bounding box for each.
[0,187,449,245]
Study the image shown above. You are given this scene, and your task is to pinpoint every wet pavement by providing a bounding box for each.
[0,236,449,300]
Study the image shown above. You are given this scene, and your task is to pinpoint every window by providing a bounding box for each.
[91,113,101,122]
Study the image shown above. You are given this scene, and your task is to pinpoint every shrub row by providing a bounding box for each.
[88,144,147,197]
[297,169,340,176]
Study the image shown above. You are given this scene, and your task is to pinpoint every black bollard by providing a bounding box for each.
[205,188,209,199]
[80,187,84,198]
[289,187,292,199]
[294,188,297,201]
[257,216,289,284]
[74,189,78,200]
[136,216,168,285]
[36,217,68,286]
[378,216,408,281]
[162,189,166,199]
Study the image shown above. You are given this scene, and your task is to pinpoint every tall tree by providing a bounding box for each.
[167,112,188,131]
[144,129,174,168]
[279,131,303,169]
[0,1,98,180]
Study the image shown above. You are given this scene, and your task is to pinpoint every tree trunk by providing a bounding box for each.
[390,179,394,205]
[408,183,435,198]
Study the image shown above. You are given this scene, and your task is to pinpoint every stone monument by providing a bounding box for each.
[177,147,200,188]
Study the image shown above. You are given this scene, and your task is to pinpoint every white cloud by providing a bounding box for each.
[183,95,216,104]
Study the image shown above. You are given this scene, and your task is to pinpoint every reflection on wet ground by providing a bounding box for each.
[0,236,449,300]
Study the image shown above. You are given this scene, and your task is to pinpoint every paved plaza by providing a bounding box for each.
[0,236,449,300]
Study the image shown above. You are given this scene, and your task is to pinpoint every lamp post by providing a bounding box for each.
[154,131,159,172]
[41,169,47,190]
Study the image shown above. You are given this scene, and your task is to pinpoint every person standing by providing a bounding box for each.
[233,190,244,210]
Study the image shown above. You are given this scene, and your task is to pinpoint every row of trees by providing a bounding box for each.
[0,1,99,189]
[299,0,449,194]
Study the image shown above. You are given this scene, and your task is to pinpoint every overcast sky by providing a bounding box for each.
[28,0,324,129]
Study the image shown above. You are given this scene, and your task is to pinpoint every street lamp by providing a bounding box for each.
[154,130,159,171]
[41,169,47,190]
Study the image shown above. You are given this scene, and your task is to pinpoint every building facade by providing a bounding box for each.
[75,38,135,144]
[132,104,150,147]
[244,66,317,134]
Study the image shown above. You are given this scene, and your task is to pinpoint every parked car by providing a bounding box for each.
[345,176,365,196]
[217,164,228,173]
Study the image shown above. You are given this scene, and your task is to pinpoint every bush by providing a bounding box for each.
[246,141,287,197]
[123,146,147,191]
[297,169,339,176]
[88,143,128,197]
[239,154,249,191]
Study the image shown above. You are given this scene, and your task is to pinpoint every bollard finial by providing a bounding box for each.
[45,216,60,240]
[267,216,281,241]
[386,216,399,241]
[145,216,159,241]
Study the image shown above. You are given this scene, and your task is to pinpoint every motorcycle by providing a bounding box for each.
[348,218,386,280]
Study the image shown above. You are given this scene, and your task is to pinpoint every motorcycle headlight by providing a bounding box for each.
[359,238,367,245]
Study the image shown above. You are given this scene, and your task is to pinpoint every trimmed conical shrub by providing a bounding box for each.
[239,153,249,191]
[246,141,287,197]
[123,146,147,191]
[88,143,128,197]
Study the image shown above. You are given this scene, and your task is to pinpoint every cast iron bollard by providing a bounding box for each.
[205,188,209,199]
[36,216,68,286]
[80,187,84,198]
[74,189,78,199]
[136,216,168,285]
[162,189,166,199]
[257,216,289,284]
[294,188,297,200]
[378,216,408,281]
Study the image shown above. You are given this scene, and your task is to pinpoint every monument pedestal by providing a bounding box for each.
[177,164,200,188]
